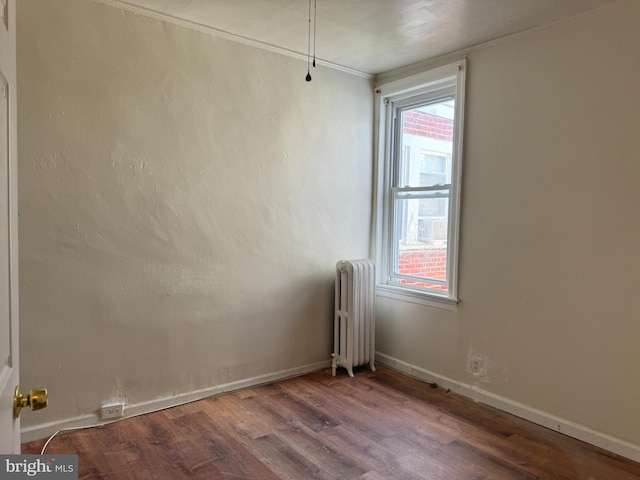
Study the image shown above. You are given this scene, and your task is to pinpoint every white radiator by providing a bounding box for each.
[332,259,376,377]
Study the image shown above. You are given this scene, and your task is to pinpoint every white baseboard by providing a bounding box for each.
[375,352,640,463]
[21,360,332,444]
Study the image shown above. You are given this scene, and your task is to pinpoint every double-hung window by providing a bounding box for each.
[375,60,466,308]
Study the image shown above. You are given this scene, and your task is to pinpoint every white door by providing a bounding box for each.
[0,0,20,454]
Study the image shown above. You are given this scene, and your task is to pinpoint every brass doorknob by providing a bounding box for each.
[14,386,48,418]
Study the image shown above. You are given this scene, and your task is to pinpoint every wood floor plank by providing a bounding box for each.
[216,387,369,478]
[171,410,282,480]
[22,365,640,479]
[317,424,406,474]
[243,433,337,480]
[202,394,276,440]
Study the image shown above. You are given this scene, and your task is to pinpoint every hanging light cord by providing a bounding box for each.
[305,0,317,81]
[313,0,317,67]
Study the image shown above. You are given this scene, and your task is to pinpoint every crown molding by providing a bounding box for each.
[92,0,373,80]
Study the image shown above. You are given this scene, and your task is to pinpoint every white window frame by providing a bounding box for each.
[373,60,466,310]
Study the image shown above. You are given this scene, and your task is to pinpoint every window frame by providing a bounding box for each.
[373,60,466,309]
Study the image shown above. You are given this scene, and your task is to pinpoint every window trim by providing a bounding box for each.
[373,60,466,309]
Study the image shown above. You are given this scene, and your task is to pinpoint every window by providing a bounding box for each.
[374,61,465,308]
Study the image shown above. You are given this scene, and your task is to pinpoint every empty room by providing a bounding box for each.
[2,0,640,478]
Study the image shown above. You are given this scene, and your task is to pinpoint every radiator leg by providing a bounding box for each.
[331,354,338,377]
[347,366,354,378]
[369,360,376,372]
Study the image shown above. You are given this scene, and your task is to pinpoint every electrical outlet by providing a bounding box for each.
[100,403,124,420]
[469,355,484,376]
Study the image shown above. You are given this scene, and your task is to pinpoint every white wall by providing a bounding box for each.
[376,0,640,453]
[17,0,373,434]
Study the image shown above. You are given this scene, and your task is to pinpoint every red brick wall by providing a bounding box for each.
[403,111,453,141]
[397,247,448,292]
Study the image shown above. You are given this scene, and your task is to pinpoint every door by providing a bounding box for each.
[0,0,20,454]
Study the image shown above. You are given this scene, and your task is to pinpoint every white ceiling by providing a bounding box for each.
[111,0,619,76]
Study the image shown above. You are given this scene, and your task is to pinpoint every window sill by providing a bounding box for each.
[376,284,459,311]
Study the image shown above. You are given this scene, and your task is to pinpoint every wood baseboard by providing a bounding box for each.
[375,352,640,463]
[20,360,332,444]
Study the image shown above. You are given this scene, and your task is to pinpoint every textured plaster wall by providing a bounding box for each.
[17,0,373,430]
[376,0,640,446]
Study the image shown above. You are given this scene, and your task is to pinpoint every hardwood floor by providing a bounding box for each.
[23,366,640,479]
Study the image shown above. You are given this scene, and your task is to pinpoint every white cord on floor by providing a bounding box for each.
[40,430,61,455]
[39,420,114,454]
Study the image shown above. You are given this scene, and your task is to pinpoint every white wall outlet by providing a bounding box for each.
[100,402,124,420]
[469,355,485,377]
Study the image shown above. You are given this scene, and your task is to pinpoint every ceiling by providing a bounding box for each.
[111,0,619,76]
